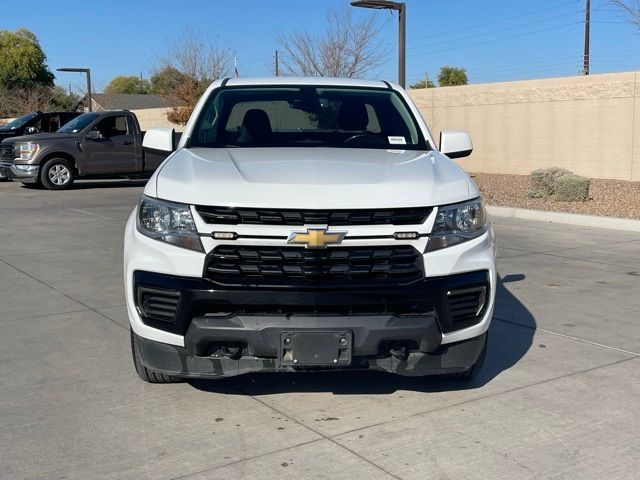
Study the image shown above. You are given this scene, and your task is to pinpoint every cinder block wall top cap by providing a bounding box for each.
[408,71,639,95]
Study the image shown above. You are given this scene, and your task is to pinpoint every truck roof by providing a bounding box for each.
[222,77,395,89]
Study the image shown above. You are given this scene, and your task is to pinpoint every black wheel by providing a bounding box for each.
[445,333,488,380]
[40,158,75,190]
[130,329,183,383]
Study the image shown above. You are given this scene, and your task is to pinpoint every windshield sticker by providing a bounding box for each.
[388,136,406,145]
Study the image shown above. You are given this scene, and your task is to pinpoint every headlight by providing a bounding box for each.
[136,196,203,252]
[16,142,39,161]
[427,198,487,251]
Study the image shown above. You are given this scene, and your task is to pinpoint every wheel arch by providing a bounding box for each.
[38,151,79,176]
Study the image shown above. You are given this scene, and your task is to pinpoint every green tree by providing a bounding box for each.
[104,75,151,94]
[410,78,436,89]
[150,66,190,95]
[0,28,54,89]
[51,86,80,111]
[437,66,468,87]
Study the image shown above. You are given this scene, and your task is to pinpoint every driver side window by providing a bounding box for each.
[91,115,129,139]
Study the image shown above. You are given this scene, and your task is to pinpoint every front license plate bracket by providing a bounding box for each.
[279,331,352,366]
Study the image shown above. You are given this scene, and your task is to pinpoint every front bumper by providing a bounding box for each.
[135,330,487,378]
[0,162,39,183]
[131,269,491,378]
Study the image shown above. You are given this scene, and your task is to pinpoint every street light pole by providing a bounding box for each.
[57,67,92,111]
[351,0,407,88]
[398,3,406,88]
[86,69,92,111]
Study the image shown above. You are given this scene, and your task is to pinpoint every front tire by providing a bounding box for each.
[130,329,183,383]
[40,158,75,190]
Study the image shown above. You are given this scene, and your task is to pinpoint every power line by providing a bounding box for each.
[407,10,584,51]
[407,21,583,59]
[467,58,583,76]
[472,65,584,81]
[407,0,581,42]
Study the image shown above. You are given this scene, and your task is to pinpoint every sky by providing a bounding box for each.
[3,0,639,93]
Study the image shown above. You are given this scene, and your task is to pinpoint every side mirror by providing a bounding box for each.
[143,128,176,153]
[439,131,473,159]
[86,130,102,141]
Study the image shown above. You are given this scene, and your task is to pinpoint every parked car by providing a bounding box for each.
[0,111,81,142]
[0,110,171,189]
[125,77,496,383]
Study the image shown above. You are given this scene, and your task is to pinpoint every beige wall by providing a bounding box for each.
[131,108,184,132]
[409,72,640,181]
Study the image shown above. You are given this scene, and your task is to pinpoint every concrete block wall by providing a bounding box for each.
[131,107,185,132]
[409,72,640,181]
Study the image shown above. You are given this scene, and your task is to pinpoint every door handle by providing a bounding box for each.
[122,141,133,145]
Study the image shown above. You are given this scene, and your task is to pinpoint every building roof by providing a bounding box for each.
[90,93,183,110]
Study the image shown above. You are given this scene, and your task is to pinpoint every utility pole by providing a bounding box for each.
[275,50,279,76]
[583,0,590,75]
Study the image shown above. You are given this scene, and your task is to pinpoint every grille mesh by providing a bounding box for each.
[0,145,14,162]
[205,245,425,288]
[195,206,431,226]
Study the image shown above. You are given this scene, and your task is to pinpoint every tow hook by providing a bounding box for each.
[389,345,408,361]
[221,345,242,359]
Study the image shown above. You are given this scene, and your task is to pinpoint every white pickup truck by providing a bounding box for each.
[124,77,496,383]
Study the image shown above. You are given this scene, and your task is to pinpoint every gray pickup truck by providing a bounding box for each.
[0,110,172,190]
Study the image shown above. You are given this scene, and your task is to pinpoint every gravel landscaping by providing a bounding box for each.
[471,172,640,220]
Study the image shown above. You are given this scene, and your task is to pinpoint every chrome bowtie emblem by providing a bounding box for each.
[287,227,347,249]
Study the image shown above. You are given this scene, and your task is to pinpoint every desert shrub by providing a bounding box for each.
[529,167,573,198]
[553,174,590,202]
[526,189,544,199]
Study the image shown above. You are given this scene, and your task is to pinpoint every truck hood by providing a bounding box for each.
[2,132,78,145]
[0,131,19,141]
[153,147,475,209]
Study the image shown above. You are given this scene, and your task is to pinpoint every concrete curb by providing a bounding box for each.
[487,205,640,233]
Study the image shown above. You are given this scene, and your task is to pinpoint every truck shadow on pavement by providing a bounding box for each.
[19,179,148,190]
[190,274,534,395]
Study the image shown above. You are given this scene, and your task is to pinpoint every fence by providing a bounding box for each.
[408,71,640,181]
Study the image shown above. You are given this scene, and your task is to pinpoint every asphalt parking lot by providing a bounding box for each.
[1,179,639,480]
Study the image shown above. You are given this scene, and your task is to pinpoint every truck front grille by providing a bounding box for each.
[195,206,432,226]
[204,245,425,288]
[0,145,14,162]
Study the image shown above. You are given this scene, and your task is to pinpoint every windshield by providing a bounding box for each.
[57,113,100,133]
[190,86,429,150]
[0,113,37,131]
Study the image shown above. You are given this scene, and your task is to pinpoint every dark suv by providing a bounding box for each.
[0,111,81,142]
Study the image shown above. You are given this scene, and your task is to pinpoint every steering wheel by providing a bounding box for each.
[343,134,388,147]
